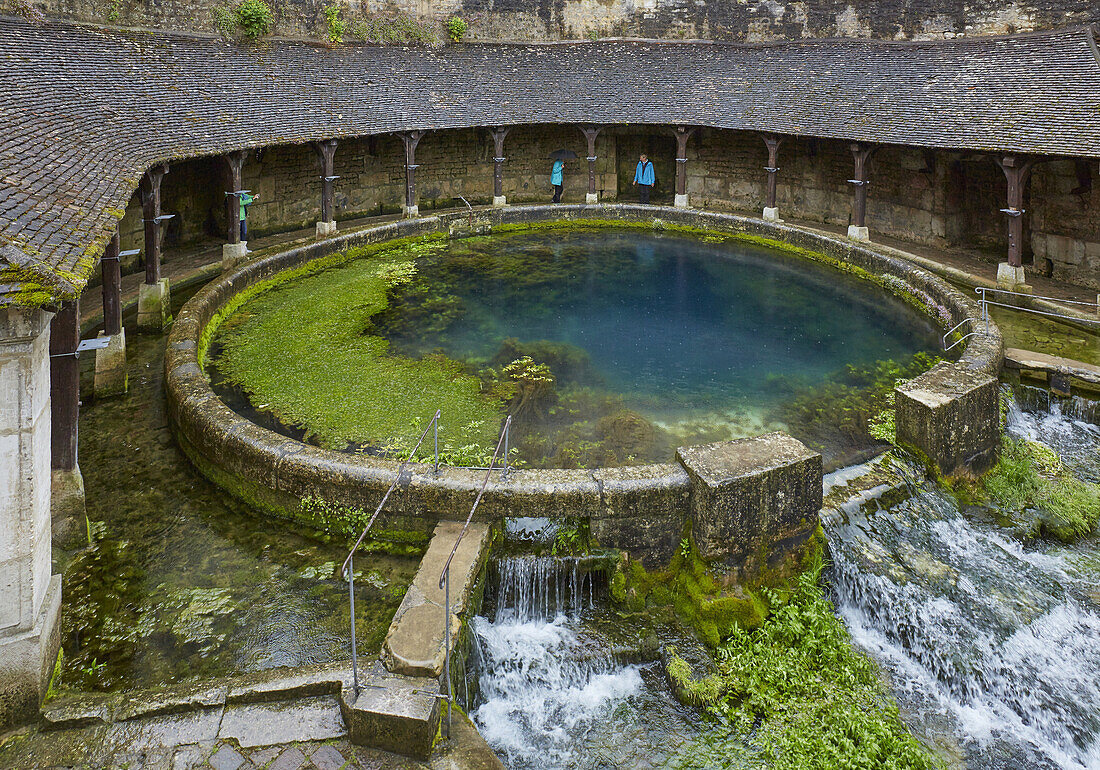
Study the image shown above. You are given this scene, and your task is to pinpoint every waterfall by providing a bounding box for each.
[824,389,1100,769]
[470,555,643,769]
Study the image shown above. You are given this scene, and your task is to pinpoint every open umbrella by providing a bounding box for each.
[548,149,579,160]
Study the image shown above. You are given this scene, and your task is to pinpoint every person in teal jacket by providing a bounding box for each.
[550,160,565,203]
[633,154,655,204]
[239,191,258,240]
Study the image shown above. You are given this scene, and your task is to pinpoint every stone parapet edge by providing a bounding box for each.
[164,205,1002,530]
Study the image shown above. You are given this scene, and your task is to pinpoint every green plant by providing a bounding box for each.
[212,6,236,35]
[106,0,122,22]
[235,0,274,38]
[446,15,467,42]
[323,3,345,43]
[679,537,691,560]
[551,517,589,556]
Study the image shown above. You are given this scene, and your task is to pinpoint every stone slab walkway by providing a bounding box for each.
[382,521,493,678]
[1004,347,1100,387]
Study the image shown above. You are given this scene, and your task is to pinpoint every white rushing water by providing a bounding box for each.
[825,388,1100,769]
[470,556,645,769]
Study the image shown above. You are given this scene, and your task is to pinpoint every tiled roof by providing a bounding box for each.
[2,17,1099,308]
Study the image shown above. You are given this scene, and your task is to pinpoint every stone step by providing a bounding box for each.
[382,520,493,678]
[339,661,441,761]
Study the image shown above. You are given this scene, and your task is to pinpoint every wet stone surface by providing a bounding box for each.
[59,302,417,694]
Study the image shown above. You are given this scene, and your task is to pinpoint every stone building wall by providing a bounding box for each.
[109,126,1099,288]
[7,0,1098,43]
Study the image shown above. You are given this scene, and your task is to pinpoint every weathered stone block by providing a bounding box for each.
[221,242,248,273]
[674,193,689,208]
[315,220,337,237]
[136,279,171,332]
[403,204,419,218]
[996,262,1029,292]
[492,195,507,207]
[676,433,822,574]
[339,663,440,760]
[895,361,1000,476]
[847,224,870,241]
[50,467,87,549]
[93,328,127,399]
[591,464,689,567]
[762,206,780,222]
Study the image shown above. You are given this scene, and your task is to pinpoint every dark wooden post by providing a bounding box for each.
[94,231,130,398]
[137,163,172,331]
[993,155,1037,289]
[101,232,122,337]
[848,143,875,241]
[581,126,602,204]
[673,126,695,208]
[314,139,339,236]
[489,127,510,206]
[762,134,783,221]
[141,163,169,284]
[401,130,426,217]
[49,299,79,472]
[224,150,247,245]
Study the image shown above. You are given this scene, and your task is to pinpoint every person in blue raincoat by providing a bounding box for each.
[633,153,655,204]
[550,159,565,203]
[239,191,258,240]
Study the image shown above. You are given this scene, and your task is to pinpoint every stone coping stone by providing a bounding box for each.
[383,521,493,677]
[165,206,999,530]
[218,695,347,748]
[678,433,819,486]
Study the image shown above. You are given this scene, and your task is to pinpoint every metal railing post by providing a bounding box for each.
[436,415,512,738]
[501,420,509,481]
[339,408,441,699]
[348,556,359,697]
[444,566,452,740]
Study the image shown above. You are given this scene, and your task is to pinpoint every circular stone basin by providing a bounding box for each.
[206,225,943,468]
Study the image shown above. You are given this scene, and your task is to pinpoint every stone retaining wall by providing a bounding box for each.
[165,206,1002,565]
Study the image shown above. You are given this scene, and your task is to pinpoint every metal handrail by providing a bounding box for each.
[343,409,441,698]
[436,414,512,740]
[975,286,1100,326]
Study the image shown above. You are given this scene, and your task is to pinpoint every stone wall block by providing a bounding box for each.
[676,433,822,574]
[895,361,1000,476]
[591,464,690,567]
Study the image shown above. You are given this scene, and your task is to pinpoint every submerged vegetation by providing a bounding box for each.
[209,225,940,469]
[665,562,941,770]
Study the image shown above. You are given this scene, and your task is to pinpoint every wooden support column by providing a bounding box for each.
[848,143,875,241]
[314,139,339,236]
[49,299,79,473]
[95,231,129,398]
[581,126,602,204]
[992,155,1037,290]
[401,130,426,218]
[137,163,172,331]
[141,163,169,285]
[762,134,783,222]
[489,127,510,207]
[673,126,695,208]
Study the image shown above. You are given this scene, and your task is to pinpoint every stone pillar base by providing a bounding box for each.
[674,193,689,208]
[997,262,1030,292]
[221,242,248,273]
[0,574,61,731]
[896,362,1000,477]
[93,328,127,399]
[847,225,870,242]
[762,206,781,222]
[585,192,598,204]
[492,195,507,208]
[403,205,419,219]
[316,220,337,238]
[677,433,822,578]
[51,467,87,549]
[135,278,170,333]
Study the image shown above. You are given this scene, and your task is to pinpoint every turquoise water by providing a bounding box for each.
[379,229,941,457]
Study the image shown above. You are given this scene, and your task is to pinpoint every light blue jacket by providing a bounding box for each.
[633,160,655,186]
[551,160,564,185]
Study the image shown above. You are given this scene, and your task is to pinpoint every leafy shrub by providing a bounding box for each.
[235,0,274,38]
[323,3,345,43]
[212,6,236,35]
[446,15,467,42]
